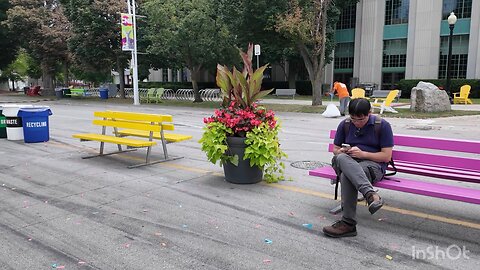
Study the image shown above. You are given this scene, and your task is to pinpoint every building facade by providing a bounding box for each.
[326,0,480,90]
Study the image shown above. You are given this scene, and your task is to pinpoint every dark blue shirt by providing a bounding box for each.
[334,115,394,171]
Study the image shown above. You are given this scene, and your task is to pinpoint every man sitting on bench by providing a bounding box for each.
[323,98,394,238]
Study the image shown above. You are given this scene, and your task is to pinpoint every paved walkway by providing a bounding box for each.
[0,94,479,269]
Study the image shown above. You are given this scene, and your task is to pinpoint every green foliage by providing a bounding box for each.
[0,0,18,70]
[245,122,287,183]
[397,79,480,98]
[199,122,235,165]
[62,0,127,80]
[0,49,29,82]
[143,0,238,99]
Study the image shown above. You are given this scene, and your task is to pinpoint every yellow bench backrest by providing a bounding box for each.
[92,111,174,132]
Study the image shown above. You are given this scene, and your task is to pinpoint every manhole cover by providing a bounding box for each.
[290,161,329,170]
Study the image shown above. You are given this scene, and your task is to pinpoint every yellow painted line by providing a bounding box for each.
[266,183,334,200]
[267,183,480,230]
[381,205,480,230]
[161,163,213,174]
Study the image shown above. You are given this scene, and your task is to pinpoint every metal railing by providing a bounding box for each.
[121,88,222,102]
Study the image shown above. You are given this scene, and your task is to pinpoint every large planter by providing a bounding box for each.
[223,136,263,184]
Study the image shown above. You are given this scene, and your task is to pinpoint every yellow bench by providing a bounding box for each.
[72,111,183,168]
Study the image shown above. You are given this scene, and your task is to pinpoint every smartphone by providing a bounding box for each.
[341,143,351,150]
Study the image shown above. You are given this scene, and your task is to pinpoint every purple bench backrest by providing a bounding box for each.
[329,130,480,154]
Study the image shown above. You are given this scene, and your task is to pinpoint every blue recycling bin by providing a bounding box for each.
[99,88,108,99]
[18,107,53,143]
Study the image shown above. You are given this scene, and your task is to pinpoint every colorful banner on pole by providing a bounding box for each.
[121,13,134,51]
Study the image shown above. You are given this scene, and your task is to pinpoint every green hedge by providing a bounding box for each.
[397,79,480,98]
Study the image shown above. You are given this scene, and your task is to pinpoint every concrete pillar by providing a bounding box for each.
[467,0,480,78]
[167,69,173,82]
[356,0,385,86]
[405,0,442,79]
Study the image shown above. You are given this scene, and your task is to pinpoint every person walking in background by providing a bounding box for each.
[330,81,350,116]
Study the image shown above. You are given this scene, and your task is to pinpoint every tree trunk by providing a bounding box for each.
[41,63,55,96]
[191,66,203,103]
[117,59,126,99]
[287,67,297,89]
[311,74,323,106]
[63,61,69,86]
[297,44,323,106]
[11,80,15,92]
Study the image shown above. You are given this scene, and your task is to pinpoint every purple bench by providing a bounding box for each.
[309,131,480,204]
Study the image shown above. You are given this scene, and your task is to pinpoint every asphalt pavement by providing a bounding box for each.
[0,94,479,269]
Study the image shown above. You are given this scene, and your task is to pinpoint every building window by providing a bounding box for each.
[438,35,469,79]
[334,42,354,69]
[382,72,405,90]
[442,0,472,19]
[382,39,407,67]
[385,0,409,25]
[337,4,356,30]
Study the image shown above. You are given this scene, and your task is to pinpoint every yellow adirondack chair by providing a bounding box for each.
[371,90,399,114]
[453,85,473,104]
[351,88,366,99]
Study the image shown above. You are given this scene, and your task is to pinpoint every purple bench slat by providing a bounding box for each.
[330,130,480,154]
[394,134,480,154]
[394,162,480,183]
[394,161,480,176]
[308,166,480,204]
[393,150,480,172]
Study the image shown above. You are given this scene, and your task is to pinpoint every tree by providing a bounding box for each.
[0,49,30,91]
[6,0,71,96]
[276,0,359,105]
[143,0,237,102]
[61,0,128,97]
[0,0,18,70]
[228,0,304,88]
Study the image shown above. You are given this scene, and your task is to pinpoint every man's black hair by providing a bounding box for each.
[348,98,371,116]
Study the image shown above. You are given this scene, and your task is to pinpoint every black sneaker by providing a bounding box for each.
[323,220,357,238]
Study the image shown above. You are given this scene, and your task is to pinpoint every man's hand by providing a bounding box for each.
[346,146,364,158]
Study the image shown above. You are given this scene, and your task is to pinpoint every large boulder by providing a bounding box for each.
[410,81,451,112]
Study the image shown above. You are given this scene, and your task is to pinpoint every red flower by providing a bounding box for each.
[204,102,276,137]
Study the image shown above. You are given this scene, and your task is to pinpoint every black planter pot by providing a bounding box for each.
[223,136,263,184]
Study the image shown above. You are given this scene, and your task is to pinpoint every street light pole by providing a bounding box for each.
[445,12,457,99]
